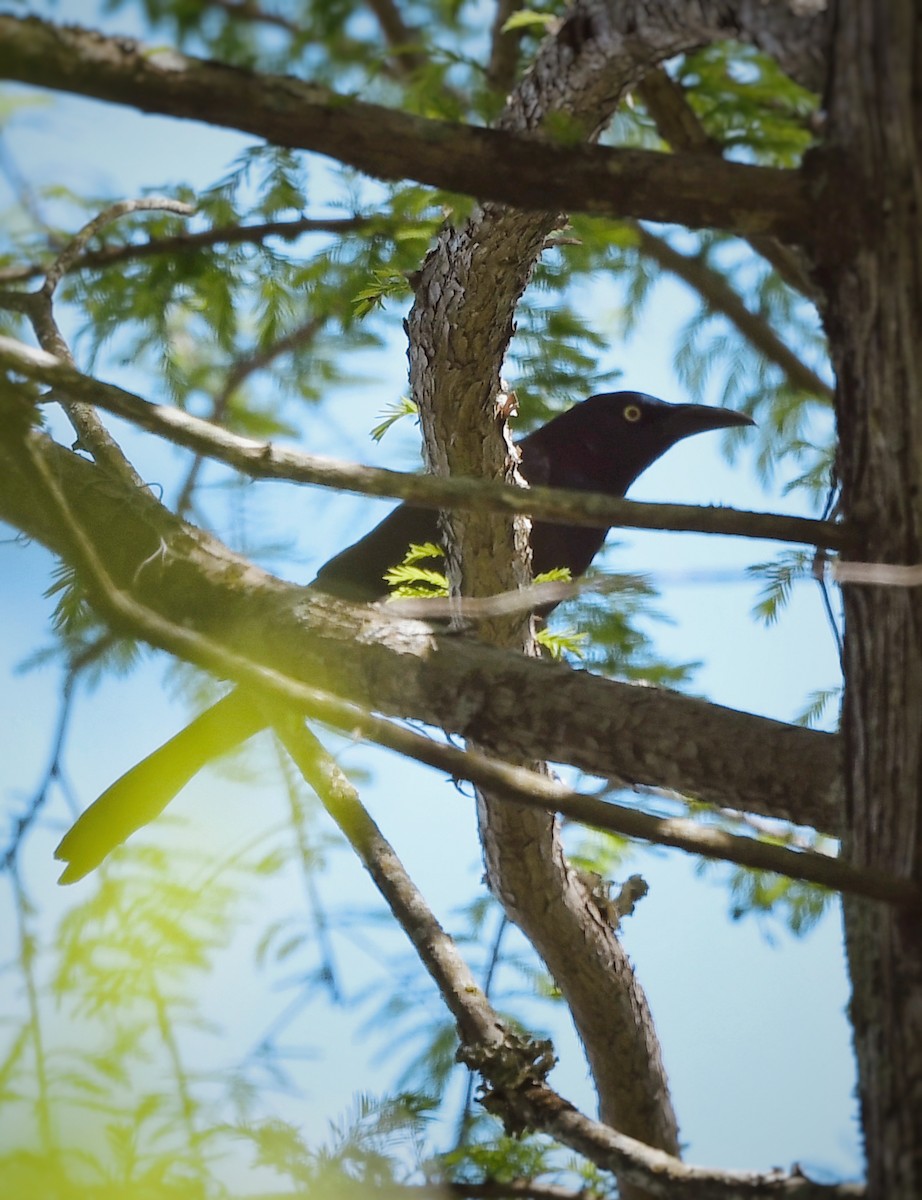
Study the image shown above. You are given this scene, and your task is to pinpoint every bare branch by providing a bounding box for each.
[40,196,195,296]
[26,425,870,1197]
[274,734,865,1200]
[0,337,849,552]
[274,720,510,1048]
[17,427,906,908]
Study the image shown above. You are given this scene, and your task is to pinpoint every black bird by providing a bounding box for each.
[55,392,753,882]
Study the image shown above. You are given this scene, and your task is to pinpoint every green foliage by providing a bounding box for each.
[370,395,418,442]
[352,270,413,319]
[383,541,447,598]
[796,686,841,729]
[500,11,557,36]
[677,43,819,168]
[716,865,831,938]
[232,1093,437,1194]
[749,549,815,626]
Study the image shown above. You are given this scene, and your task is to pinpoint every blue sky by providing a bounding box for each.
[0,4,857,1187]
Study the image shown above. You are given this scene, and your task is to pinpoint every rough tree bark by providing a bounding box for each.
[820,2,922,1195]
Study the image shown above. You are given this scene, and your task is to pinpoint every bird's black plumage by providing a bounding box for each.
[312,392,753,602]
[55,392,753,882]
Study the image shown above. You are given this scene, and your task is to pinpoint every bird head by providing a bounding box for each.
[525,391,755,497]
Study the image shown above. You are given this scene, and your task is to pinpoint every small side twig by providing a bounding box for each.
[4,197,194,487]
[40,197,196,297]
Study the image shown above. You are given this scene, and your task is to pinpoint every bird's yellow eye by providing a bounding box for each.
[623,404,642,423]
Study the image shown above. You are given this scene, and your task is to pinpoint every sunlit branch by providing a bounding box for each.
[272,720,508,1044]
[23,432,867,1191]
[0,426,841,831]
[273,726,864,1199]
[0,336,848,552]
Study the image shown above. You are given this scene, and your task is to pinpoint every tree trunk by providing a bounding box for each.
[822,2,922,1194]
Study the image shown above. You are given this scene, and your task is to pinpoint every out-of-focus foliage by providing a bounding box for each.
[0,1,840,1195]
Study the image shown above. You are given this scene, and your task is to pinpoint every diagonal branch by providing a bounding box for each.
[206,0,301,35]
[5,198,195,489]
[34,432,877,899]
[0,13,815,244]
[389,7,826,1171]
[631,224,832,400]
[363,0,428,76]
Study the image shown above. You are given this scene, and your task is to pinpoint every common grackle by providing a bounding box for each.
[55,392,753,882]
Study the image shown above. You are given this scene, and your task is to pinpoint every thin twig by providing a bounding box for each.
[174,315,325,514]
[207,0,302,35]
[0,214,377,285]
[9,198,195,487]
[41,196,196,297]
[271,722,864,1200]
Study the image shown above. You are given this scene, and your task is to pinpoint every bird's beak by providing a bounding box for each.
[669,404,756,437]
